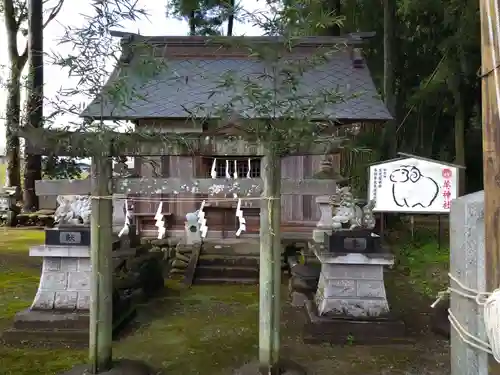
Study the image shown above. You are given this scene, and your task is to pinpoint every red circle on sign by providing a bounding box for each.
[442,169,452,179]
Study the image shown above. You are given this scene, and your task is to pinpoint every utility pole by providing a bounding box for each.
[479,0,500,373]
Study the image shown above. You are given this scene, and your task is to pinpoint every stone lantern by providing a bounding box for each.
[311,158,345,243]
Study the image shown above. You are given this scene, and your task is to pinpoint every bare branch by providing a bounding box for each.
[43,0,63,28]
[13,0,28,29]
[3,0,20,59]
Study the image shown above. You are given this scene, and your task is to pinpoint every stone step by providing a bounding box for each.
[12,310,90,331]
[195,265,259,279]
[193,277,258,285]
[198,254,259,267]
[2,328,89,348]
[201,243,259,256]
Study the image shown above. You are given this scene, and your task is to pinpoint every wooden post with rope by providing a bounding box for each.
[479,0,500,373]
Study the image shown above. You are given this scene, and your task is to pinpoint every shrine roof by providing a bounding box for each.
[80,35,391,122]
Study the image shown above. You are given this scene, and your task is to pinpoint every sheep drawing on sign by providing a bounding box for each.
[389,165,439,208]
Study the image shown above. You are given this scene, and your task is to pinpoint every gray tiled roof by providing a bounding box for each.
[81,51,391,121]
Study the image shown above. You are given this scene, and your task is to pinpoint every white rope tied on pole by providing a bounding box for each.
[117,199,130,238]
[432,272,500,361]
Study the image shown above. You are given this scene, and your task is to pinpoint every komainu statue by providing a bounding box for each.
[54,195,92,225]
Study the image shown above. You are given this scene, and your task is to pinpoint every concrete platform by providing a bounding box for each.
[302,300,411,345]
[2,306,136,348]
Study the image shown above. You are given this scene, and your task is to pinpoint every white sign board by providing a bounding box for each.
[368,157,458,214]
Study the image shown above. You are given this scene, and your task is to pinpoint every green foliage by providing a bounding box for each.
[166,0,236,35]
[41,156,82,180]
[257,0,344,37]
[337,0,482,192]
[390,226,449,298]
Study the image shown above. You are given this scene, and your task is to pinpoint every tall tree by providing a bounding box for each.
[226,0,234,36]
[2,0,28,189]
[1,0,63,191]
[339,0,482,192]
[23,0,48,210]
[381,0,397,157]
[167,0,236,36]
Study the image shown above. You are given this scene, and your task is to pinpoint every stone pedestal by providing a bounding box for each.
[3,235,136,347]
[314,250,394,318]
[302,243,407,345]
[312,196,333,243]
[30,245,92,310]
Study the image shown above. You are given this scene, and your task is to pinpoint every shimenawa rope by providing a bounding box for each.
[432,273,500,361]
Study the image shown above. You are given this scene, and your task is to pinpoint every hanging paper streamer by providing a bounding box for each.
[118,199,130,237]
[246,158,251,179]
[210,158,217,179]
[235,198,246,237]
[233,160,238,179]
[225,159,231,179]
[198,200,208,238]
[154,202,166,239]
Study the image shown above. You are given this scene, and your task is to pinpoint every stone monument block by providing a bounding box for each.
[449,191,487,375]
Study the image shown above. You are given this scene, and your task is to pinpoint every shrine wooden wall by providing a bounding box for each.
[132,155,326,227]
[130,118,357,232]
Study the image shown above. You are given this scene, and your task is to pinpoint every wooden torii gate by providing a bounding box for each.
[21,128,342,374]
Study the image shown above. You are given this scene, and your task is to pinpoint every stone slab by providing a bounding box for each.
[58,359,154,375]
[315,296,389,317]
[30,245,90,258]
[320,264,383,280]
[12,309,90,330]
[315,251,394,266]
[233,359,307,375]
[3,306,136,348]
[303,300,409,345]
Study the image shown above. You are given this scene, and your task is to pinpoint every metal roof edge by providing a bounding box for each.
[368,153,466,169]
[108,32,369,47]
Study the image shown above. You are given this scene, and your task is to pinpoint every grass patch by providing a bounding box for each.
[0,230,44,323]
[0,229,44,253]
[0,229,450,375]
[0,164,5,185]
[390,228,449,298]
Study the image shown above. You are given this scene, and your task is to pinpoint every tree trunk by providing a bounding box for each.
[189,10,196,35]
[454,90,466,196]
[3,0,29,190]
[381,0,397,158]
[5,65,22,189]
[227,0,235,36]
[23,0,44,211]
[259,148,282,375]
